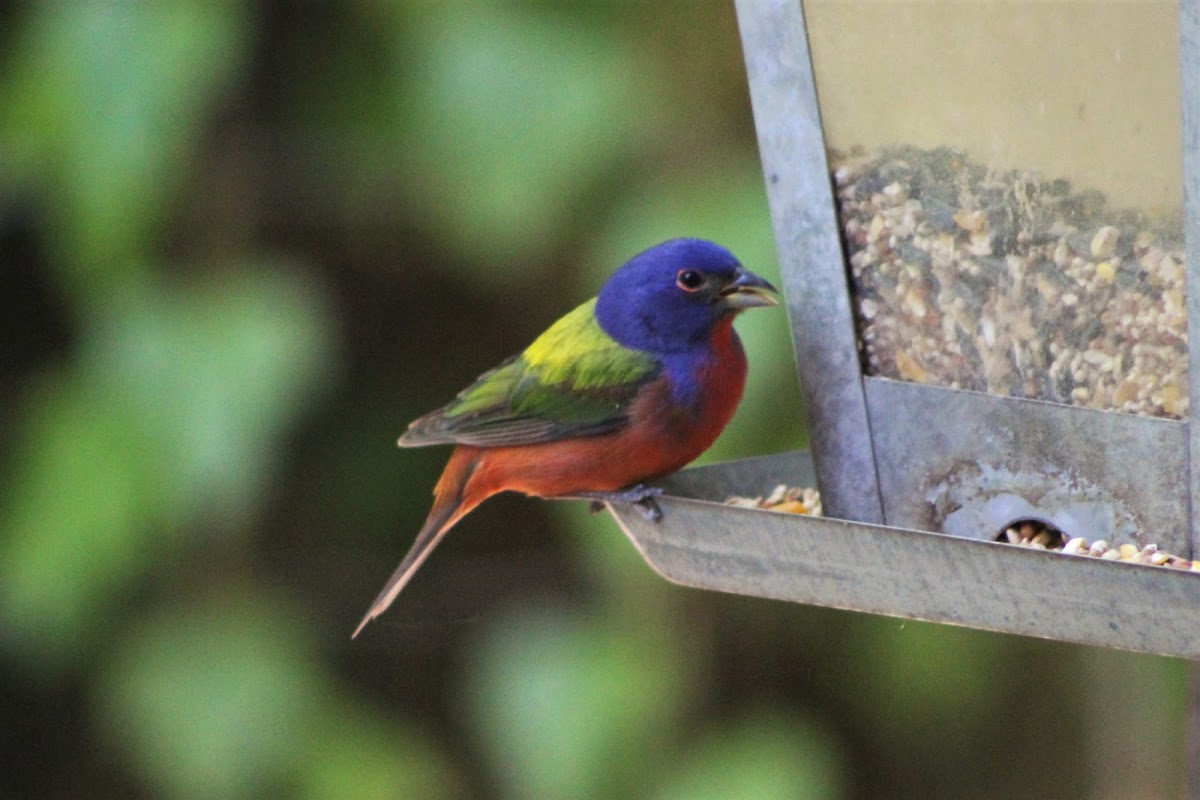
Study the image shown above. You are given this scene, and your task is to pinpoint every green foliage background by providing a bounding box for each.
[0,2,1188,798]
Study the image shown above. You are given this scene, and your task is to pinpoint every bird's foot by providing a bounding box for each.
[558,484,664,522]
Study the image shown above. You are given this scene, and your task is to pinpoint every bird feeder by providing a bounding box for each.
[607,0,1200,660]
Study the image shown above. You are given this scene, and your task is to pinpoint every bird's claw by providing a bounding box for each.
[559,484,664,523]
[634,495,663,522]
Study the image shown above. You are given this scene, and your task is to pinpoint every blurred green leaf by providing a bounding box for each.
[85,268,338,524]
[464,603,694,800]
[0,372,170,657]
[651,711,846,800]
[0,2,249,298]
[1081,649,1189,797]
[94,593,322,800]
[0,267,336,665]
[295,700,468,800]
[844,619,1005,742]
[398,3,651,275]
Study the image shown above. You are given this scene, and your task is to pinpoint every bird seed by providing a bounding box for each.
[832,146,1188,417]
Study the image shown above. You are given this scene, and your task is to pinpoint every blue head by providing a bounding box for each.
[595,238,777,355]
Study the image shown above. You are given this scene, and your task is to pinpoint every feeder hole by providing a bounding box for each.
[996,518,1067,547]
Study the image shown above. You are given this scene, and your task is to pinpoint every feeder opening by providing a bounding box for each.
[996,518,1067,548]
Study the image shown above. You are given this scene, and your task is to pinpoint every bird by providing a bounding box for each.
[354,238,777,636]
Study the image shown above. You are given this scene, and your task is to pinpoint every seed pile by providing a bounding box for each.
[725,490,1197,570]
[1002,519,1197,570]
[833,146,1188,418]
[725,484,822,516]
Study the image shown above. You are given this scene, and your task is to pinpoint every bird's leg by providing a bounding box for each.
[554,484,664,522]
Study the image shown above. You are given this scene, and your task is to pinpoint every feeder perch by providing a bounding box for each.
[606,0,1200,661]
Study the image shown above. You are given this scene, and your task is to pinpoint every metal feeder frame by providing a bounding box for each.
[608,0,1200,661]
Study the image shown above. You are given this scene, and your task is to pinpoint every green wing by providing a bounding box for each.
[399,299,660,448]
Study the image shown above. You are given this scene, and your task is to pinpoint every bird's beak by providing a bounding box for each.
[720,268,779,309]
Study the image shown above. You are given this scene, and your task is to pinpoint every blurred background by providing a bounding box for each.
[0,2,1190,798]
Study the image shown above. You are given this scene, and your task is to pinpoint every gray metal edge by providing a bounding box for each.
[1182,0,1200,560]
[613,453,1200,659]
[863,376,1191,554]
[734,0,884,524]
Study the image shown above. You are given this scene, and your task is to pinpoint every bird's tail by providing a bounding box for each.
[352,448,485,638]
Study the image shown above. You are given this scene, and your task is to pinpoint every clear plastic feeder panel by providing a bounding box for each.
[805,0,1186,418]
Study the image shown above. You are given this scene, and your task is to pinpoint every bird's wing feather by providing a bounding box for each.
[399,299,659,448]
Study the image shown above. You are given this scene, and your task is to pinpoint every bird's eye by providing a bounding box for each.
[676,269,704,292]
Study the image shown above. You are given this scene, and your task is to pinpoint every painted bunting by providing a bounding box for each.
[354,238,777,636]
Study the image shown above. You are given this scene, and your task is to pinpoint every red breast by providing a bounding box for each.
[459,315,748,504]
